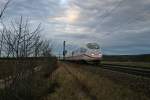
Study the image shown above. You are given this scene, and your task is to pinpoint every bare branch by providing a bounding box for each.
[0,0,11,19]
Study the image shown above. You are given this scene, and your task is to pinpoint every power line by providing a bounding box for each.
[97,0,125,27]
[96,0,147,37]
[102,9,147,37]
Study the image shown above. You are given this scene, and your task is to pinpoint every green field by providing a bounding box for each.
[103,54,150,62]
[102,61,150,68]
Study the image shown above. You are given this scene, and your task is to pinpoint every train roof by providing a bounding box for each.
[86,43,100,49]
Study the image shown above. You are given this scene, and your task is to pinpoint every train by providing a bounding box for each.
[65,43,102,63]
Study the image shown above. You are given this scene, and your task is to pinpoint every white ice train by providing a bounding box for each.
[66,43,102,63]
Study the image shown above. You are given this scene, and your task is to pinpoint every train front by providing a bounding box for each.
[84,43,102,63]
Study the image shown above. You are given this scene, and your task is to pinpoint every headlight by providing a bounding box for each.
[91,53,94,56]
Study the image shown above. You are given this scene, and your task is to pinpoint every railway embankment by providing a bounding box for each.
[47,62,150,100]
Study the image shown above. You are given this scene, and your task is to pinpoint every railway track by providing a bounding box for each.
[100,64,150,78]
[63,61,150,78]
[61,62,150,98]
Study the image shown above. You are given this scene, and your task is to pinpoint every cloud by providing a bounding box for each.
[0,23,3,30]
[1,0,150,54]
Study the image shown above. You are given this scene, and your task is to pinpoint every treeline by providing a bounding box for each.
[103,54,150,62]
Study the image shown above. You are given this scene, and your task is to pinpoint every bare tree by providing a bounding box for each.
[0,0,11,57]
[0,0,53,58]
[0,0,10,19]
[41,40,53,57]
[0,29,4,57]
[0,16,52,58]
[0,0,55,99]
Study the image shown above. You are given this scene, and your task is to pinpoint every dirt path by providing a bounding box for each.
[47,62,150,100]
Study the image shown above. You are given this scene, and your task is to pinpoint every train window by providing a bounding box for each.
[80,48,87,53]
[86,43,100,49]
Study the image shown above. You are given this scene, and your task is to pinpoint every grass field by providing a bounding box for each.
[47,62,149,100]
[102,61,150,68]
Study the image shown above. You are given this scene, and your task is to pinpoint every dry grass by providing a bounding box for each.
[47,64,91,100]
[47,62,149,100]
[0,57,58,100]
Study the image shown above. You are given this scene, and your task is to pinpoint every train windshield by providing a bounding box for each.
[86,43,100,49]
[80,48,87,53]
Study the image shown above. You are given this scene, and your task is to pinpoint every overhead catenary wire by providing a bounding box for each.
[96,0,147,37]
[97,0,125,27]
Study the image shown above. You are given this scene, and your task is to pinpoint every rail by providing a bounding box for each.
[62,61,150,78]
[101,64,150,78]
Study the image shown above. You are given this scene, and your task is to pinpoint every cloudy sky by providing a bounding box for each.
[1,0,150,55]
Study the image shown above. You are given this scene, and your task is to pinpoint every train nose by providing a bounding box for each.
[99,53,103,57]
[90,52,102,57]
[91,53,95,56]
